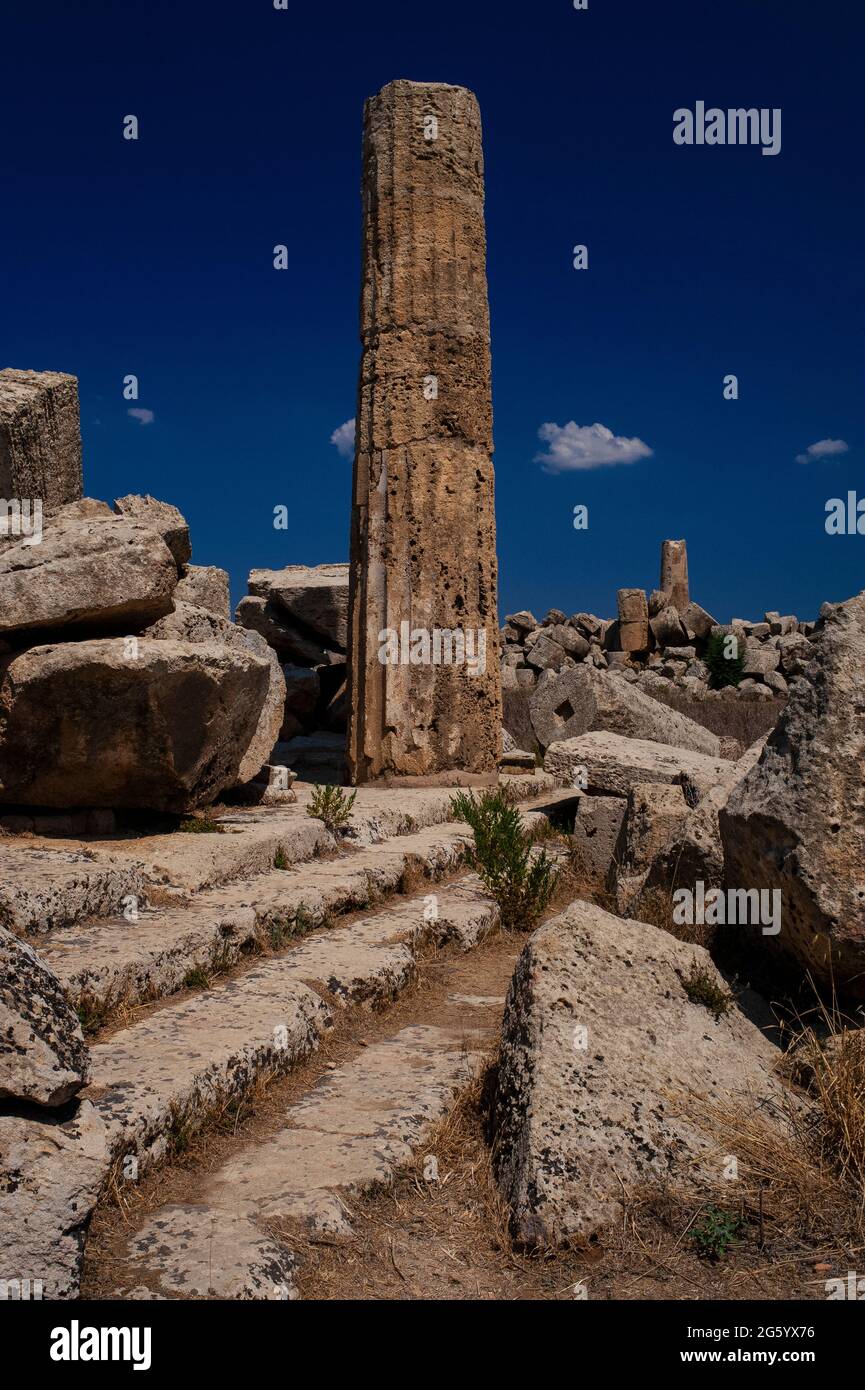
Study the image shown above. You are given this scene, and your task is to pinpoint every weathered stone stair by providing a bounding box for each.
[4,775,573,1300]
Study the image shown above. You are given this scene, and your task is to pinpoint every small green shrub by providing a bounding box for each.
[683,961,733,1020]
[449,789,557,932]
[691,1207,743,1260]
[704,630,745,690]
[178,815,224,834]
[273,847,288,870]
[307,784,357,831]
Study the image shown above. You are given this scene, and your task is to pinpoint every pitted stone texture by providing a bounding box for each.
[617,588,649,653]
[0,927,90,1106]
[624,736,769,916]
[0,368,82,512]
[235,595,338,666]
[570,794,626,883]
[615,783,690,912]
[347,81,501,782]
[121,1024,482,1297]
[0,845,146,938]
[113,494,191,569]
[545,730,730,798]
[85,966,332,1173]
[0,1101,109,1300]
[144,602,285,786]
[125,1208,298,1301]
[0,639,270,811]
[721,592,865,997]
[0,516,177,638]
[492,901,787,1246]
[660,539,689,613]
[174,565,231,620]
[532,666,720,755]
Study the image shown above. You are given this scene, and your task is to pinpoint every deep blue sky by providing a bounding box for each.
[2,0,862,623]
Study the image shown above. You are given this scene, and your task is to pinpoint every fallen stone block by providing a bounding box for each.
[721,592,865,998]
[113,494,191,569]
[174,565,231,620]
[492,900,788,1246]
[544,730,730,797]
[0,1101,109,1300]
[0,927,90,1106]
[248,563,349,651]
[0,639,271,812]
[0,516,177,639]
[531,665,720,755]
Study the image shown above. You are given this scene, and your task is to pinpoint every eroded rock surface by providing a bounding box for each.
[0,638,270,811]
[721,593,865,996]
[0,927,90,1106]
[492,901,788,1246]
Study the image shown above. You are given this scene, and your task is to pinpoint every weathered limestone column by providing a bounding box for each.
[347,80,502,784]
[617,588,649,652]
[660,539,689,612]
[0,369,82,511]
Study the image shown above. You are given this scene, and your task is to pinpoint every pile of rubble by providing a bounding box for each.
[235,564,349,779]
[0,369,286,821]
[501,538,816,757]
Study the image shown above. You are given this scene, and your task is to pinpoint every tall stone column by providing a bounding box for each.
[347,80,502,784]
[660,539,689,612]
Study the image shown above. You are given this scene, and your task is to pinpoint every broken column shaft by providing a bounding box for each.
[660,539,689,612]
[346,80,502,783]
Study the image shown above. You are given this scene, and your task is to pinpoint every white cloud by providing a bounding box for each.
[795,437,849,464]
[535,420,653,473]
[330,418,355,459]
[127,407,155,426]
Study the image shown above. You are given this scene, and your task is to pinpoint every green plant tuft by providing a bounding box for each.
[183,966,211,990]
[307,784,358,832]
[683,961,733,1020]
[178,815,224,834]
[704,630,745,690]
[449,789,557,932]
[691,1206,743,1260]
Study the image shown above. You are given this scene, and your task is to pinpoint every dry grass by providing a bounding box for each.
[634,884,716,947]
[289,1050,588,1301]
[785,1002,865,1217]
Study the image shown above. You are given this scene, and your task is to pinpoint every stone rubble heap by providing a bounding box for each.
[235,563,349,780]
[501,538,816,756]
[0,370,285,817]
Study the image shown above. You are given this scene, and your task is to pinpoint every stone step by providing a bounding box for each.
[42,825,468,1026]
[41,788,573,1026]
[0,844,145,939]
[108,1016,496,1300]
[82,876,499,1185]
[1,771,554,937]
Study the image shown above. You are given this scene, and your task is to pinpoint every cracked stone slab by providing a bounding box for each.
[492,900,791,1246]
[114,1022,488,1297]
[544,730,732,798]
[85,966,332,1172]
[124,1207,298,1301]
[0,845,145,938]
